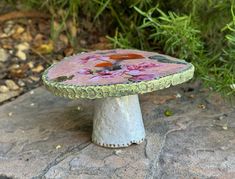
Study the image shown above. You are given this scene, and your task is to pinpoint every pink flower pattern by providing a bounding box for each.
[48,50,188,86]
[84,61,162,82]
[81,55,109,64]
[78,68,93,74]
[129,74,156,82]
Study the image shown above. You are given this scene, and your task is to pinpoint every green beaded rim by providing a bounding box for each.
[42,53,195,99]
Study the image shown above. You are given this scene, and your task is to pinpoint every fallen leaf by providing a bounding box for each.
[64,47,74,56]
[198,104,206,109]
[16,50,27,60]
[16,42,29,51]
[27,61,34,68]
[59,34,68,46]
[0,85,9,93]
[2,44,13,49]
[10,64,29,78]
[164,109,173,117]
[33,33,45,46]
[0,48,8,62]
[33,40,54,54]
[30,76,40,81]
[0,33,8,38]
[5,79,20,90]
[12,25,25,39]
[32,64,44,73]
[20,32,33,42]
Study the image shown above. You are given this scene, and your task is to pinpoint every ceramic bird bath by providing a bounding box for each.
[42,49,194,148]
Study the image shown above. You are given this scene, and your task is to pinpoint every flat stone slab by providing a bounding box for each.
[0,82,234,178]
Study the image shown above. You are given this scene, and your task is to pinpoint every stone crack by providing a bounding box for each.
[32,141,91,179]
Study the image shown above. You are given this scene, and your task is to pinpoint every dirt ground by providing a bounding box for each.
[0,4,113,104]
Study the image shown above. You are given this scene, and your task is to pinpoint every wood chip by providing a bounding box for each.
[33,40,54,54]
[0,48,8,62]
[32,64,44,73]
[0,91,21,103]
[0,85,9,93]
[5,80,19,90]
[5,80,20,90]
[59,34,69,46]
[16,50,27,60]
[30,76,40,81]
[16,42,29,51]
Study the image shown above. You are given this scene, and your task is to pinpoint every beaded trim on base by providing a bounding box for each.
[92,138,145,148]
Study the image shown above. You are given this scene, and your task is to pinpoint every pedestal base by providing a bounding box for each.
[92,95,145,148]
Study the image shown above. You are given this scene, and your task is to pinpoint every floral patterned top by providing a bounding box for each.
[46,49,191,86]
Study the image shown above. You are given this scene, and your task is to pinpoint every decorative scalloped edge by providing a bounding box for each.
[92,138,145,148]
[42,53,195,99]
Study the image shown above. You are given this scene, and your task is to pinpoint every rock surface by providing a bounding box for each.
[0,82,234,179]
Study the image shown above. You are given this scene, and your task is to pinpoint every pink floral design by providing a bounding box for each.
[47,50,188,86]
[80,55,98,64]
[129,74,156,82]
[90,70,124,81]
[97,70,113,76]
[80,55,110,64]
[126,70,142,76]
[126,64,144,71]
[125,62,160,71]
[138,62,161,68]
[124,62,161,77]
[78,68,93,74]
[87,61,161,82]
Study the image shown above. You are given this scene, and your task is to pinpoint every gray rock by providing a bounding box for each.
[0,84,234,179]
[0,142,14,156]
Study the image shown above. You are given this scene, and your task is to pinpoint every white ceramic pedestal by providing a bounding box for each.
[92,94,145,148]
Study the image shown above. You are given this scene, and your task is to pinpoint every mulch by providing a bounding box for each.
[0,7,112,104]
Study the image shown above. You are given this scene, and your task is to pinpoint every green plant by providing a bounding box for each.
[195,6,235,97]
[3,0,235,97]
[135,6,203,60]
